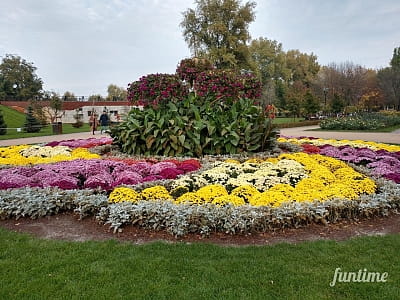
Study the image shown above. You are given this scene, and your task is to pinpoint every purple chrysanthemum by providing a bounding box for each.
[159,167,184,179]
[113,171,143,187]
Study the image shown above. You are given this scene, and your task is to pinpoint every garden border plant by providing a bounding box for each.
[320,112,400,131]
[0,176,399,238]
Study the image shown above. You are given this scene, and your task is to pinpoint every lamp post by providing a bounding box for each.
[12,83,17,100]
[323,88,328,114]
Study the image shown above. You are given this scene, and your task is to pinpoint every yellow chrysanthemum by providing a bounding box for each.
[249,190,287,206]
[109,187,139,203]
[212,195,245,206]
[244,158,264,164]
[175,192,203,205]
[278,137,400,152]
[196,184,228,202]
[140,186,172,201]
[224,159,240,164]
[231,185,260,202]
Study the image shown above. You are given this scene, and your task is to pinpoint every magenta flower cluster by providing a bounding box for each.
[0,159,201,190]
[194,70,262,101]
[176,58,214,86]
[45,137,113,148]
[127,73,189,107]
[319,145,400,183]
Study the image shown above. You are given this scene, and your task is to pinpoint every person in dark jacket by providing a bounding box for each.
[99,111,109,134]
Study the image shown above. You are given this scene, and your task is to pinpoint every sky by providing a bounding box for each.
[0,0,399,96]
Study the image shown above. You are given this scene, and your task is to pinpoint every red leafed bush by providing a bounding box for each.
[127,73,189,107]
[176,57,214,87]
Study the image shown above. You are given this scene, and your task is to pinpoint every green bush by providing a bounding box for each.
[320,113,400,130]
[23,106,42,133]
[110,94,278,157]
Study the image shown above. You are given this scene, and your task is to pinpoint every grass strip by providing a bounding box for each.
[0,228,398,299]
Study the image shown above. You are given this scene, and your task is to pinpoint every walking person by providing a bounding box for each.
[99,111,110,134]
[89,112,98,135]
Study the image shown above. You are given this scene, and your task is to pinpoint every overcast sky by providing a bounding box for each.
[1,0,399,96]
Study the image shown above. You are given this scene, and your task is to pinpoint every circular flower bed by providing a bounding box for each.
[0,137,399,237]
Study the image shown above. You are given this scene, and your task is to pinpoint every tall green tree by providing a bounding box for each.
[285,50,320,87]
[24,106,42,133]
[0,108,7,135]
[390,47,400,68]
[248,37,288,85]
[377,47,400,110]
[286,81,305,119]
[181,0,256,70]
[0,54,43,100]
[106,84,127,101]
[302,90,320,118]
[331,93,345,114]
[390,46,400,110]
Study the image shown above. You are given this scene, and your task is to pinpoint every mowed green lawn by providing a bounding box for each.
[0,228,398,299]
[272,117,305,124]
[0,105,90,140]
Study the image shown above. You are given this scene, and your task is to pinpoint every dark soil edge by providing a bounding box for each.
[1,212,399,246]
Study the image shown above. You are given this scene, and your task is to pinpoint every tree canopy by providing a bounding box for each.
[377,46,400,110]
[0,54,43,100]
[106,84,127,101]
[248,37,286,85]
[181,0,256,70]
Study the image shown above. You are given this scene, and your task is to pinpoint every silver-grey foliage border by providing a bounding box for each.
[0,178,399,237]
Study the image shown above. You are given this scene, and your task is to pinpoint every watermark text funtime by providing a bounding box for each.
[330,268,388,287]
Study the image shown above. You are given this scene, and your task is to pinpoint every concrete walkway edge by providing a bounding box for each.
[0,126,399,147]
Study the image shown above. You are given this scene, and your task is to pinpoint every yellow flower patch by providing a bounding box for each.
[0,145,99,165]
[278,137,400,152]
[140,186,172,201]
[195,184,228,202]
[175,192,203,205]
[231,185,260,202]
[109,187,140,203]
[212,195,245,206]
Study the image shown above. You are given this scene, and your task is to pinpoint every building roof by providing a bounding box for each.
[1,100,131,111]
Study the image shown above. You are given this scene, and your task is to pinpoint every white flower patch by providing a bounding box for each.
[19,145,72,158]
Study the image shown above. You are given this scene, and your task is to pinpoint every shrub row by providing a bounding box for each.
[276,120,320,128]
[320,113,400,130]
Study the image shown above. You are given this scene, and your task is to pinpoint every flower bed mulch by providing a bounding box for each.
[1,211,399,246]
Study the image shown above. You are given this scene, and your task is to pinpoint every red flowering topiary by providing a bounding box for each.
[127,73,189,107]
[176,57,214,87]
[193,69,261,101]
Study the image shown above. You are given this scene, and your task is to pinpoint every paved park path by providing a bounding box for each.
[0,131,109,147]
[280,125,400,144]
[1,126,399,147]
